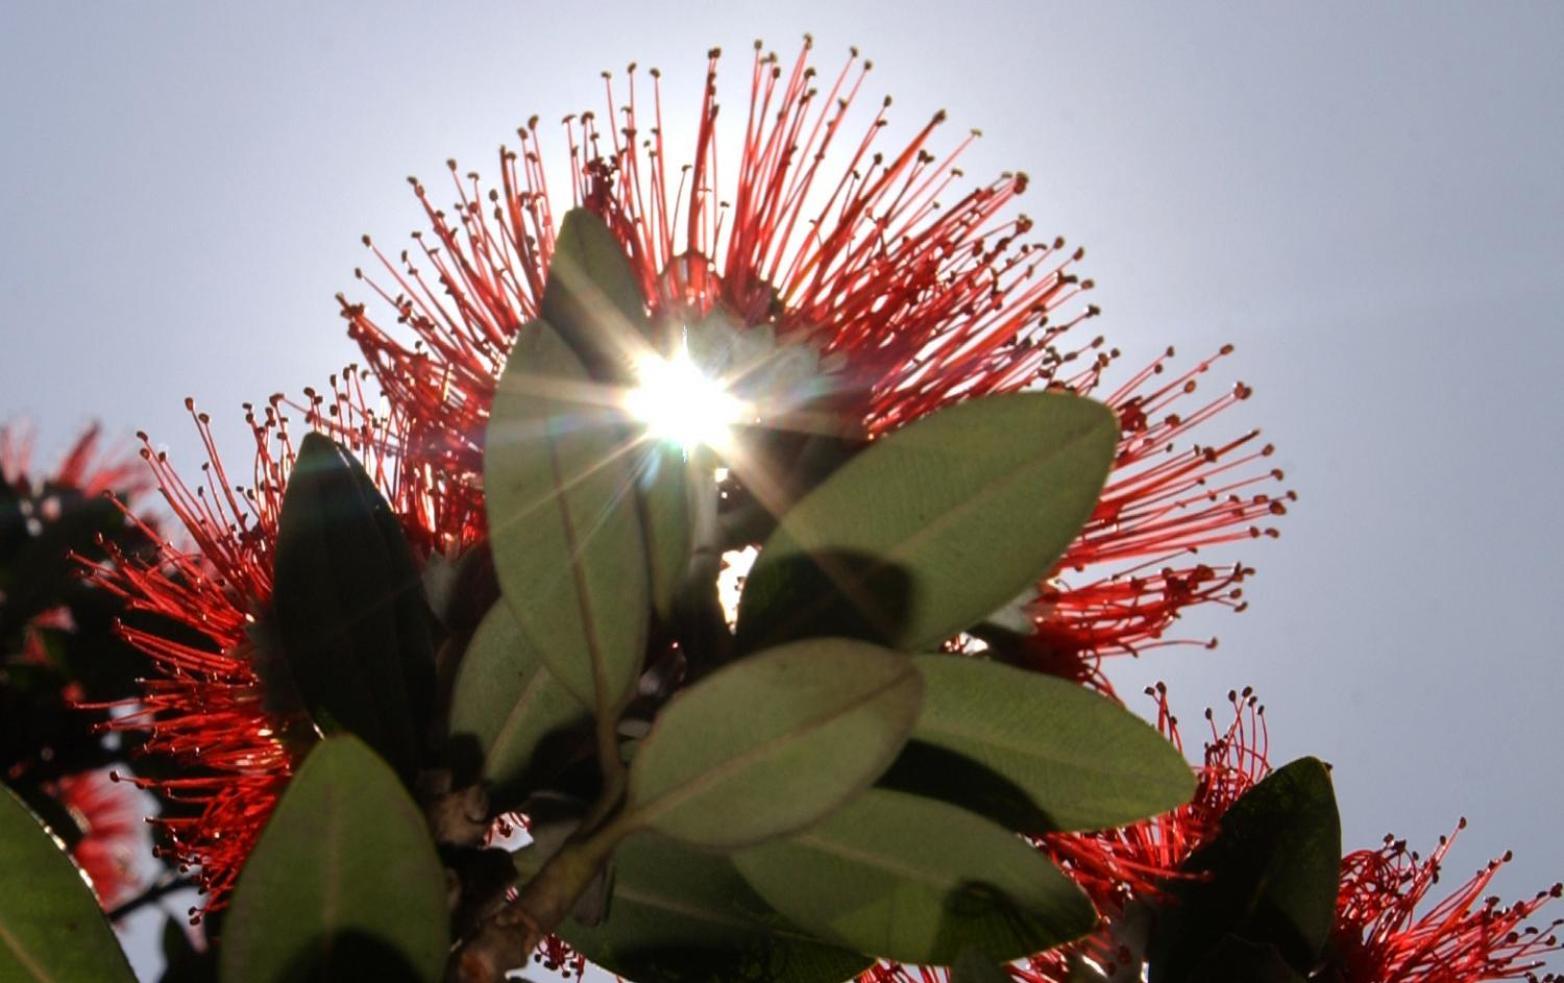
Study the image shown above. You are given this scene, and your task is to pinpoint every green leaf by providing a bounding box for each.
[1187,936,1307,983]
[540,208,648,381]
[271,432,435,778]
[733,788,1095,965]
[220,737,449,983]
[485,320,650,717]
[0,784,135,982]
[734,392,1118,653]
[879,655,1194,833]
[949,950,1015,983]
[158,916,217,983]
[1147,757,1341,983]
[624,638,923,848]
[635,441,693,620]
[448,602,591,807]
[515,832,871,982]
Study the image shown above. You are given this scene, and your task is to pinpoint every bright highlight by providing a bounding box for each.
[625,342,749,451]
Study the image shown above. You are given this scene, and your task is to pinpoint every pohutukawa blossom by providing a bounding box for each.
[0,423,148,503]
[46,768,147,910]
[88,375,469,913]
[1331,826,1563,982]
[871,686,1561,983]
[339,37,1289,694]
[0,425,156,914]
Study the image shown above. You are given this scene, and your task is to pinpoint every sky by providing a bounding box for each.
[2,1,1562,978]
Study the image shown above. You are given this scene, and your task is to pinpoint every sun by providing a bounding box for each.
[623,339,750,452]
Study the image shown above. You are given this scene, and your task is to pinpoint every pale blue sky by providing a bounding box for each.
[3,2,1561,978]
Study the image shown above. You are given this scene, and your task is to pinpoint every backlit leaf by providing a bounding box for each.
[735,393,1117,653]
[879,655,1194,833]
[733,789,1095,965]
[220,737,448,983]
[0,784,134,982]
[485,321,649,717]
[624,638,922,848]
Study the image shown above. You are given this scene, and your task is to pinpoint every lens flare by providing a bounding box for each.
[624,341,749,451]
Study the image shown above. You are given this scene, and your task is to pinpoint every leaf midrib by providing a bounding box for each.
[631,664,918,830]
[783,408,1106,571]
[0,920,53,983]
[543,408,613,717]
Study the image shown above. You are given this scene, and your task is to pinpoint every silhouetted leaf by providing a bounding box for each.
[271,433,435,778]
[1147,757,1341,982]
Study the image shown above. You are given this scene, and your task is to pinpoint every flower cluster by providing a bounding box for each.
[870,686,1562,982]
[33,34,1544,983]
[88,376,476,911]
[1,424,154,909]
[340,38,1288,698]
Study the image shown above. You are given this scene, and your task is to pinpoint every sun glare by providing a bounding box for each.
[624,341,749,452]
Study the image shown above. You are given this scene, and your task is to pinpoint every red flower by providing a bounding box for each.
[869,686,1560,982]
[0,422,147,501]
[89,377,470,914]
[48,768,147,910]
[339,39,1287,694]
[1333,825,1563,982]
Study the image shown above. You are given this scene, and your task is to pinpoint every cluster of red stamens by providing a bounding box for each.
[86,372,471,913]
[340,39,1288,699]
[867,686,1561,982]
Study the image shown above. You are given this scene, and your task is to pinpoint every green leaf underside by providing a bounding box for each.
[0,785,134,982]
[448,603,591,807]
[540,208,651,382]
[733,788,1095,965]
[735,392,1118,653]
[949,950,1016,983]
[271,432,435,778]
[881,655,1194,833]
[485,320,650,715]
[220,737,449,983]
[636,441,693,620]
[516,833,871,983]
[625,638,924,848]
[1147,757,1342,982]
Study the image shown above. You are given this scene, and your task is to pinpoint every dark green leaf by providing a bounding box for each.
[540,208,648,381]
[949,950,1015,983]
[733,788,1095,965]
[448,602,591,807]
[624,638,923,847]
[485,320,650,717]
[220,737,449,983]
[0,784,135,982]
[516,832,871,982]
[880,655,1194,833]
[1147,757,1341,983]
[735,393,1118,653]
[158,917,218,983]
[1187,936,1307,983]
[271,432,435,778]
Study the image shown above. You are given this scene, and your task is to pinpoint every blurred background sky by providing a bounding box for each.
[3,2,1561,978]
